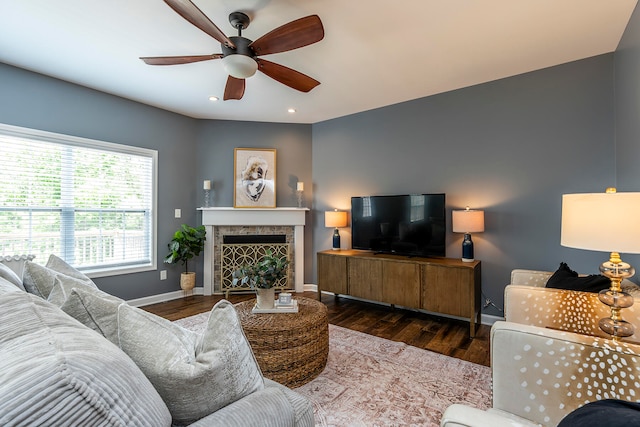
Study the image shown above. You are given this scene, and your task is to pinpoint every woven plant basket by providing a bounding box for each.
[180,272,196,291]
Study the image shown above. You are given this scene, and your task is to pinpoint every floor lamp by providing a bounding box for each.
[561,189,640,340]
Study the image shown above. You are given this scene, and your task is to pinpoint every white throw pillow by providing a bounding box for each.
[45,254,95,284]
[47,275,100,307]
[116,300,264,426]
[23,257,96,299]
[22,261,58,298]
[59,286,125,343]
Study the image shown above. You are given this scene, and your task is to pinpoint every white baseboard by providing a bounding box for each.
[127,287,204,307]
[304,283,318,292]
[480,313,504,326]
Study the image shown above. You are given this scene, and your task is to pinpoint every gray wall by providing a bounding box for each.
[615,3,640,272]
[0,62,314,298]
[312,54,617,315]
[0,62,200,299]
[194,119,313,282]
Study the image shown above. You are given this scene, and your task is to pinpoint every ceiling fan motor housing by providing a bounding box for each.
[222,36,255,59]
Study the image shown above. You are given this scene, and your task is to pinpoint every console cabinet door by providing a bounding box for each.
[382,260,420,309]
[422,264,473,317]
[348,257,383,301]
[317,252,348,295]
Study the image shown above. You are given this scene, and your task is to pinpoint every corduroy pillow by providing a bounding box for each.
[116,300,264,426]
[0,262,24,291]
[0,276,22,294]
[0,290,172,426]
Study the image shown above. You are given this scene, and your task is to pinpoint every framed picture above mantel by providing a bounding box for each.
[234,148,276,208]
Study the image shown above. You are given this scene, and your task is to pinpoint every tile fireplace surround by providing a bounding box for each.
[199,207,308,295]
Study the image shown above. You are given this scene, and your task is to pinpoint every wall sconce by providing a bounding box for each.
[561,188,640,341]
[325,209,348,251]
[452,207,485,262]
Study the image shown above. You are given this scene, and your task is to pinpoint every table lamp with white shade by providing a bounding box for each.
[325,210,347,251]
[452,207,485,262]
[561,188,640,340]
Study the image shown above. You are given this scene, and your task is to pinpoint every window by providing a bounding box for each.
[0,124,157,277]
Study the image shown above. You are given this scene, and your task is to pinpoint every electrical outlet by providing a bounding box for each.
[174,208,181,218]
[160,270,167,280]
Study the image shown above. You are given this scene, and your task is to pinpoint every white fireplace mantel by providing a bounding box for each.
[198,207,308,294]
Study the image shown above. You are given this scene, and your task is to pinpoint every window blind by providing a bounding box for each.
[0,124,157,275]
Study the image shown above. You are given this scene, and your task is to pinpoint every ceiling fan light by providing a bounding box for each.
[222,54,258,79]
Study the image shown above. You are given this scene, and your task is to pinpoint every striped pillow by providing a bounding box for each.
[0,291,172,427]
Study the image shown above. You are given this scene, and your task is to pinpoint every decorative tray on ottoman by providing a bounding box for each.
[251,299,299,314]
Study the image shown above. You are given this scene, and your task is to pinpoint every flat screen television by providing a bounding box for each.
[351,193,446,258]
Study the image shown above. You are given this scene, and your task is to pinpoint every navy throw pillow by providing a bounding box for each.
[558,399,640,427]
[545,262,610,293]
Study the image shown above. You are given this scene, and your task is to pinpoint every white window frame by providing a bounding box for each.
[0,123,158,278]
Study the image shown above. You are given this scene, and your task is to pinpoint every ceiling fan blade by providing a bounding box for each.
[250,15,324,56]
[163,0,235,48]
[224,76,245,100]
[256,58,320,92]
[140,54,222,65]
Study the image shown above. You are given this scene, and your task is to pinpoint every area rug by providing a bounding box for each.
[174,312,492,426]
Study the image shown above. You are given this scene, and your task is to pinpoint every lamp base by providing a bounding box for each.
[598,317,634,338]
[332,228,341,251]
[598,253,636,340]
[461,233,474,262]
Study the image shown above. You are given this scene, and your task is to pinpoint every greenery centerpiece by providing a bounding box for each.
[232,249,289,309]
[164,224,206,291]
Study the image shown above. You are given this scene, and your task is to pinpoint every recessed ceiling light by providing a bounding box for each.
[287,108,296,113]
[209,96,219,102]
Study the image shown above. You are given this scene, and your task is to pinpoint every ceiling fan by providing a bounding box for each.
[141,0,324,101]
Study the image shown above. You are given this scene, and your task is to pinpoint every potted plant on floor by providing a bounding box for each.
[232,249,289,309]
[164,224,206,291]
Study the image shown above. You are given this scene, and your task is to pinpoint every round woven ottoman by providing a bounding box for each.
[235,296,329,387]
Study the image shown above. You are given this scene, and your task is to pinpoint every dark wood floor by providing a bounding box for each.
[143,291,491,367]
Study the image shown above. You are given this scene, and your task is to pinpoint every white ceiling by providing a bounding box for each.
[0,0,636,124]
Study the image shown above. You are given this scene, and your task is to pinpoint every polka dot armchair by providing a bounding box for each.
[506,269,640,344]
[441,269,640,427]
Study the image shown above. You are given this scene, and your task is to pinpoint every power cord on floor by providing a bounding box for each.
[481,292,503,312]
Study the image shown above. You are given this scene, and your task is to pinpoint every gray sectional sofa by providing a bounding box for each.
[0,255,314,426]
